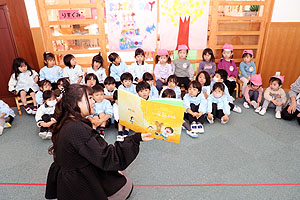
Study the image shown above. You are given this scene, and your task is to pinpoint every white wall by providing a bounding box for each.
[271,0,300,22]
[24,0,40,27]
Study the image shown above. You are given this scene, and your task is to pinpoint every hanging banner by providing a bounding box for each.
[160,0,210,50]
[106,0,157,51]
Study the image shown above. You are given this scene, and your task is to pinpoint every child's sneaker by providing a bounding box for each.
[207,115,214,124]
[32,107,38,115]
[46,132,52,140]
[259,108,267,115]
[275,111,281,119]
[232,105,242,113]
[116,135,124,142]
[186,130,198,138]
[39,132,47,139]
[255,106,261,113]
[190,122,197,132]
[221,116,229,124]
[0,126,4,136]
[251,101,257,109]
[4,122,11,128]
[243,102,250,109]
[25,106,33,114]
[196,122,204,134]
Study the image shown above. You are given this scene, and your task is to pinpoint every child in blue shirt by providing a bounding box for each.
[88,85,113,137]
[85,73,99,88]
[103,76,117,103]
[36,80,52,106]
[108,52,128,88]
[142,72,159,99]
[211,70,242,113]
[0,100,15,135]
[118,72,136,94]
[39,52,63,89]
[183,81,207,137]
[239,50,257,95]
[63,54,84,84]
[160,75,181,99]
[136,81,151,100]
[207,82,230,124]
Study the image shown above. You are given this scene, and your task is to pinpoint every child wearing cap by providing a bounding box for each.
[218,43,237,97]
[239,50,257,95]
[258,74,287,119]
[172,45,194,90]
[154,49,173,92]
[243,74,263,112]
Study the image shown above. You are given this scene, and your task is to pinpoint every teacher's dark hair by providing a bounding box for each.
[48,84,93,156]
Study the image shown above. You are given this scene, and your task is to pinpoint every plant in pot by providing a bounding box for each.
[244,5,259,16]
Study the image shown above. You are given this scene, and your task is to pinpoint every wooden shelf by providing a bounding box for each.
[52,49,100,55]
[51,35,100,40]
[217,16,264,21]
[216,31,260,36]
[218,1,266,6]
[45,4,97,9]
[48,19,98,25]
[215,45,258,49]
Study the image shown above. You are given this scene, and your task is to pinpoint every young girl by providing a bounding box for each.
[207,82,230,124]
[196,71,211,99]
[183,81,207,137]
[108,52,128,88]
[198,48,216,77]
[161,88,176,98]
[154,49,173,92]
[85,73,99,88]
[160,75,181,99]
[259,75,287,119]
[129,48,153,83]
[218,43,237,97]
[8,57,39,114]
[0,100,15,135]
[39,52,63,89]
[63,54,84,84]
[239,50,257,95]
[243,74,263,112]
[36,80,52,106]
[172,45,194,90]
[87,53,107,84]
[35,90,57,139]
[57,78,70,99]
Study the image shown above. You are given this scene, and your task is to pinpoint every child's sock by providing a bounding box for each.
[33,106,38,111]
[124,130,129,136]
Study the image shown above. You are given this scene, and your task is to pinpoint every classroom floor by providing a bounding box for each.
[0,98,300,200]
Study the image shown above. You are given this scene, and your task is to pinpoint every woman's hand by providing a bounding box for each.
[141,133,154,142]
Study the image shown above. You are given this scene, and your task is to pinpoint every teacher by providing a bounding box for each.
[45,84,153,200]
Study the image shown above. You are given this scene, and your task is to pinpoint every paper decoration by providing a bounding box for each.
[106,0,157,51]
[58,10,85,20]
[160,0,210,50]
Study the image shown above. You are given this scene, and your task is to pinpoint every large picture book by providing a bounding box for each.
[118,89,185,143]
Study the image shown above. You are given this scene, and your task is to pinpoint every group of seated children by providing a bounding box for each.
[1,44,290,140]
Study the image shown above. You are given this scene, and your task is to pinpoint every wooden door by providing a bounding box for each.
[0,4,18,98]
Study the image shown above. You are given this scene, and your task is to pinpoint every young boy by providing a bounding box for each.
[113,91,130,142]
[142,72,159,99]
[35,90,57,139]
[36,80,52,106]
[136,81,151,100]
[103,76,117,103]
[129,48,153,84]
[88,85,113,137]
[211,70,242,113]
[160,75,181,99]
[118,72,136,94]
[0,100,15,135]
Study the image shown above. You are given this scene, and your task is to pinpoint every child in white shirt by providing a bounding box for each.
[160,75,181,99]
[87,53,107,84]
[0,100,15,135]
[103,76,117,103]
[63,54,84,84]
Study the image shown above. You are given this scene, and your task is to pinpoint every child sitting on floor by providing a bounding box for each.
[142,72,159,99]
[103,76,117,103]
[196,70,211,99]
[183,80,207,137]
[239,50,257,95]
[35,90,57,140]
[88,85,113,137]
[118,72,136,94]
[160,75,181,99]
[207,82,230,124]
[113,91,130,142]
[0,100,15,135]
[136,81,151,100]
[36,80,52,106]
[87,53,107,84]
[259,74,287,119]
[85,73,99,88]
[243,74,263,112]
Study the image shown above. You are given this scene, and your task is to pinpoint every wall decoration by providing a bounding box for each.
[106,0,157,51]
[160,0,210,50]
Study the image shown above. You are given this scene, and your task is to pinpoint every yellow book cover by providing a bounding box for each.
[118,89,184,143]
